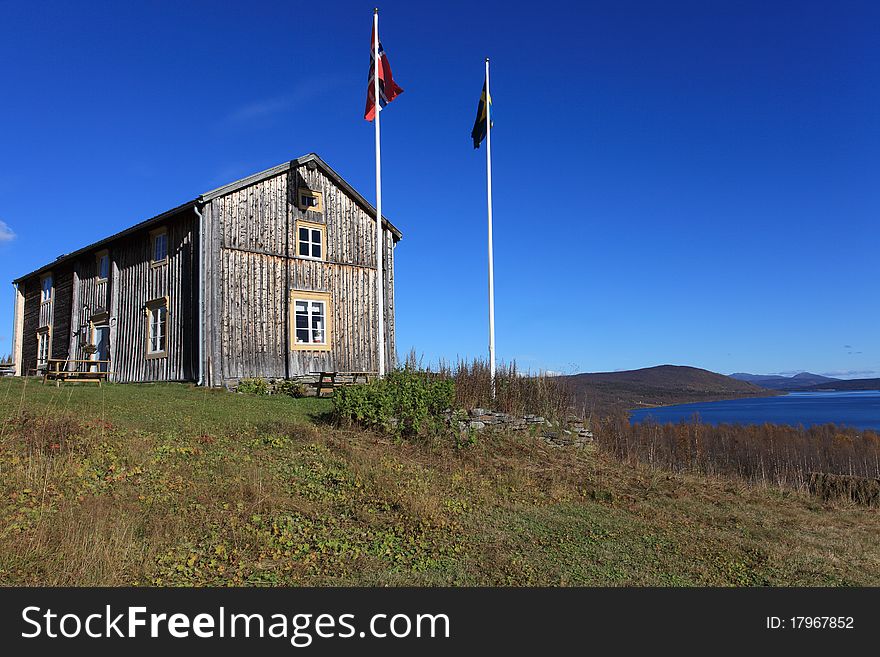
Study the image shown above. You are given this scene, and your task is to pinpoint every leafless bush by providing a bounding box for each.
[428,356,572,422]
[594,413,880,493]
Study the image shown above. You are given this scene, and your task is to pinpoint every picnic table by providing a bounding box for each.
[43,358,111,386]
[309,371,376,397]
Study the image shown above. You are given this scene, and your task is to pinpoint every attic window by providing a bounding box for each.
[40,274,53,303]
[150,227,168,265]
[96,250,109,281]
[297,188,323,213]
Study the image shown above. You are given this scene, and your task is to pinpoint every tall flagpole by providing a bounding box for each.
[485,57,496,399]
[374,8,386,377]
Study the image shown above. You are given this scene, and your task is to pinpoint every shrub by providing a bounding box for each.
[435,357,572,423]
[594,413,880,494]
[276,380,308,398]
[332,369,455,438]
[237,378,269,395]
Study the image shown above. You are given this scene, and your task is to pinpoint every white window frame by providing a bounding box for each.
[36,329,50,368]
[296,221,325,261]
[145,297,168,357]
[38,272,54,329]
[150,228,168,266]
[291,291,331,350]
[40,273,53,303]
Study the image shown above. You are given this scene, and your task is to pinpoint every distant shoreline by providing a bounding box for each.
[624,389,780,412]
[628,389,880,432]
[626,388,880,412]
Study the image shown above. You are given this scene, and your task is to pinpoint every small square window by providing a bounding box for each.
[297,188,323,212]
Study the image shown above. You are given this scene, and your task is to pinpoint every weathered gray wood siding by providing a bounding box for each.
[44,210,200,382]
[69,253,111,364]
[107,211,198,382]
[204,163,397,385]
[19,278,41,375]
[17,265,73,374]
[51,268,74,364]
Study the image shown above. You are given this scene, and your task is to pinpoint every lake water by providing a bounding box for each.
[629,391,880,431]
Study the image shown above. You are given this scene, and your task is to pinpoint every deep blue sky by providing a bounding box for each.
[1,0,878,377]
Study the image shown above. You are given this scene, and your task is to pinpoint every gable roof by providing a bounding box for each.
[201,153,403,240]
[13,153,402,283]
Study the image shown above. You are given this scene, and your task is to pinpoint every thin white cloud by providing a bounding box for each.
[0,220,15,242]
[223,97,293,125]
[219,78,341,128]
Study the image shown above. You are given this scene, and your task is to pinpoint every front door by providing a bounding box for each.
[92,325,110,372]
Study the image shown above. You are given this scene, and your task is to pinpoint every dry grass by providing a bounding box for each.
[423,356,572,422]
[595,413,880,493]
[1,380,880,586]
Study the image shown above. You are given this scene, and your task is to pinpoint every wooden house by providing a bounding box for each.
[9,153,401,386]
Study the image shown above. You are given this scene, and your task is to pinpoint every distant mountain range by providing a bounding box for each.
[558,366,880,416]
[804,378,880,392]
[730,372,880,392]
[729,372,840,390]
[560,365,775,415]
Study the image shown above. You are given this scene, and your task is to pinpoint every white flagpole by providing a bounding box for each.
[485,57,496,399]
[374,8,386,378]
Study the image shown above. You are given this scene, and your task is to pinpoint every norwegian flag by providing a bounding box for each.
[364,26,403,121]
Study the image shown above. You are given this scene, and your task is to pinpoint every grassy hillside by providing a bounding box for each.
[560,365,776,415]
[1,378,879,586]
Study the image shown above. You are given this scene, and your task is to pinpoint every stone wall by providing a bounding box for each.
[452,408,594,448]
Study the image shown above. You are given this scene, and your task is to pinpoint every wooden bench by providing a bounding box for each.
[311,371,337,397]
[43,359,111,387]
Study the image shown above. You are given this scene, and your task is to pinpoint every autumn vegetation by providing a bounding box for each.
[1,373,879,586]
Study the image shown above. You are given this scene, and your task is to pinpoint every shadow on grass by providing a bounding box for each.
[308,406,336,427]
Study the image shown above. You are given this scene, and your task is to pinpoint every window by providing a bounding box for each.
[36,329,50,367]
[40,274,52,303]
[291,291,331,349]
[151,228,168,264]
[39,273,53,328]
[145,298,168,356]
[296,221,325,260]
[96,250,109,280]
[297,188,323,213]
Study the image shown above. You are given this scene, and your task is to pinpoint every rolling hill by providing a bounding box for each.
[560,365,775,415]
